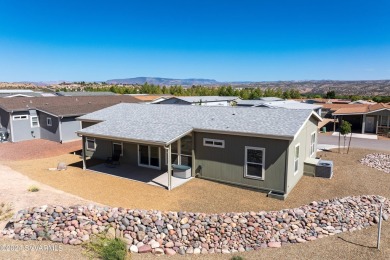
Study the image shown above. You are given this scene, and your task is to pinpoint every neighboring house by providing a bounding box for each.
[56,91,117,96]
[0,89,56,98]
[155,96,239,106]
[127,94,173,104]
[236,99,322,115]
[0,96,138,143]
[77,104,322,198]
[349,100,377,105]
[321,103,367,118]
[332,103,390,135]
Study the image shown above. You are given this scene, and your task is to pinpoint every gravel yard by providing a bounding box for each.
[2,148,390,214]
[0,139,81,161]
[1,147,390,259]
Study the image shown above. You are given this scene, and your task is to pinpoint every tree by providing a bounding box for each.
[325,91,336,99]
[339,120,352,153]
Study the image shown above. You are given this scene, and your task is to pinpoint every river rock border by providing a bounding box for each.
[360,153,390,173]
[1,195,389,255]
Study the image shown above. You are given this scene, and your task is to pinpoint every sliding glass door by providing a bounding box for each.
[138,145,161,169]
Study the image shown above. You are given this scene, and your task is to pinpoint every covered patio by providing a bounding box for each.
[87,163,193,189]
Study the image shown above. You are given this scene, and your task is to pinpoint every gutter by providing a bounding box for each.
[76,131,168,146]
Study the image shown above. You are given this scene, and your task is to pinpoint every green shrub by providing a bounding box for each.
[231,256,245,260]
[83,233,129,260]
[101,239,127,260]
[28,185,40,192]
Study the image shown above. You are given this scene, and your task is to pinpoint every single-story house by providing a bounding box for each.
[0,96,138,143]
[56,91,117,97]
[236,99,322,115]
[127,94,173,104]
[0,89,55,98]
[332,103,390,135]
[155,96,239,106]
[77,104,322,198]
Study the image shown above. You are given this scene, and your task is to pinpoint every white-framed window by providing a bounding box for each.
[203,138,225,148]
[310,131,316,156]
[244,146,265,180]
[30,116,39,128]
[112,142,123,156]
[294,144,300,175]
[13,115,28,120]
[47,117,52,126]
[86,138,96,151]
[380,115,389,127]
[166,135,193,167]
[138,145,161,170]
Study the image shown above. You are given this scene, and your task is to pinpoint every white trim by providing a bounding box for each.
[310,131,316,157]
[47,117,52,126]
[30,116,39,128]
[244,146,265,180]
[137,144,161,170]
[294,143,300,176]
[112,142,123,156]
[203,138,225,148]
[13,115,29,120]
[86,137,96,151]
[293,111,322,140]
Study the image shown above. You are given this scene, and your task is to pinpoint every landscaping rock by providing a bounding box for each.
[2,195,389,256]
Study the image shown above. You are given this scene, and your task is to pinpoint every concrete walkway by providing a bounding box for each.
[318,134,390,151]
[331,132,378,140]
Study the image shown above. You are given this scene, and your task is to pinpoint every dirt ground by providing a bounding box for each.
[1,147,390,259]
[0,164,97,232]
[0,139,81,161]
[2,148,389,214]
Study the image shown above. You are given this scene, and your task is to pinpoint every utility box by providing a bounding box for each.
[315,160,333,178]
[172,164,192,179]
[304,158,320,177]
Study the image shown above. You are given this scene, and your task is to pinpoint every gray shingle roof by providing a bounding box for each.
[56,91,117,96]
[77,103,320,145]
[162,96,239,103]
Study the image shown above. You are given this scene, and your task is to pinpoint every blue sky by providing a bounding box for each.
[0,0,389,82]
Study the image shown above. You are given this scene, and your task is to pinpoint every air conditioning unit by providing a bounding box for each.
[315,160,333,178]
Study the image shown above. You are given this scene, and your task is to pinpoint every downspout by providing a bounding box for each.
[283,140,291,195]
[59,116,63,143]
[9,112,14,142]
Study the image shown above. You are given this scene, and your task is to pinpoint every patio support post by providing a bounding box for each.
[167,144,172,190]
[362,114,366,134]
[82,135,86,170]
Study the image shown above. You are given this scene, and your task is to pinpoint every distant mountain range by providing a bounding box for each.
[106,77,219,86]
[1,78,389,96]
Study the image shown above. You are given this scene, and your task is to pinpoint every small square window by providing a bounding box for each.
[86,138,96,151]
[31,116,39,127]
[47,117,52,126]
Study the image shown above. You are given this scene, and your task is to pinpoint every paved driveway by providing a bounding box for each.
[318,134,390,151]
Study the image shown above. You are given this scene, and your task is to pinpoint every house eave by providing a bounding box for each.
[193,128,294,141]
[76,131,168,146]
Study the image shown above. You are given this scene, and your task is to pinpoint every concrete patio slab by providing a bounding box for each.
[88,163,193,189]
